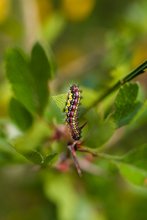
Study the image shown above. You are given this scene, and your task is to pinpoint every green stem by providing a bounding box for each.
[83,61,147,115]
[78,146,123,160]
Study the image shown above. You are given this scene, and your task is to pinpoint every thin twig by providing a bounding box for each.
[68,143,82,176]
[78,146,123,161]
[83,61,147,115]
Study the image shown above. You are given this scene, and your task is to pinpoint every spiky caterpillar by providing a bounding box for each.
[64,84,81,141]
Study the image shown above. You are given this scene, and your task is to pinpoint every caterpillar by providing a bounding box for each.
[64,84,81,141]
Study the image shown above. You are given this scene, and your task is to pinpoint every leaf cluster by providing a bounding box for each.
[1,42,147,190]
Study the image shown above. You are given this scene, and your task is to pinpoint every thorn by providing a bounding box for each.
[80,122,87,130]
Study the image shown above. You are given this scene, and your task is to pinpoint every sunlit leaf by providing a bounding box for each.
[52,93,67,112]
[44,98,64,123]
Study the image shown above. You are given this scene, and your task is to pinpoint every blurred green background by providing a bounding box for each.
[0,0,147,219]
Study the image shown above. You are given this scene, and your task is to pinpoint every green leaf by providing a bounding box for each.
[0,138,45,165]
[51,87,98,112]
[130,99,147,126]
[13,120,51,152]
[0,139,44,165]
[115,162,147,186]
[113,83,142,127]
[9,98,33,131]
[5,48,36,114]
[81,86,98,108]
[45,98,64,123]
[88,144,147,187]
[5,42,51,116]
[44,153,57,166]
[23,150,44,165]
[52,93,67,112]
[122,144,147,171]
[30,42,51,115]
[84,109,115,148]
[0,138,27,165]
[113,145,147,187]
[22,151,57,166]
